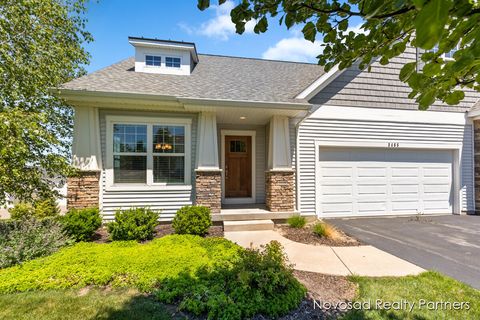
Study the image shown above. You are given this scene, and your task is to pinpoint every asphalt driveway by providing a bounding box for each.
[326,215,480,289]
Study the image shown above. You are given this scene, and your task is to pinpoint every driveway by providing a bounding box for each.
[326,215,480,289]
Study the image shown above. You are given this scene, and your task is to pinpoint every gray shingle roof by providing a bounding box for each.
[61,54,325,104]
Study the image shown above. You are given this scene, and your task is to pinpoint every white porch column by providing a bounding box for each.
[72,106,102,171]
[68,106,102,210]
[196,112,220,170]
[195,112,221,213]
[266,115,294,212]
[267,115,292,170]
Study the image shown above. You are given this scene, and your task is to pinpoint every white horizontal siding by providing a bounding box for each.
[99,109,198,221]
[298,117,474,215]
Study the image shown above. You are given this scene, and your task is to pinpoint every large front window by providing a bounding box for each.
[107,117,191,188]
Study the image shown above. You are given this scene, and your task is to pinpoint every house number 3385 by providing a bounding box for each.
[388,142,399,148]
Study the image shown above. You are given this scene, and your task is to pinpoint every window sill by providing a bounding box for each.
[106,184,192,192]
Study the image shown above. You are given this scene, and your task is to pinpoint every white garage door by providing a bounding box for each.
[317,148,453,217]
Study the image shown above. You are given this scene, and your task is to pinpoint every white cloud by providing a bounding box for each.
[179,0,255,41]
[262,34,323,63]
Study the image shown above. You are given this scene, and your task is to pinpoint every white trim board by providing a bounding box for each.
[310,105,470,125]
[220,130,257,204]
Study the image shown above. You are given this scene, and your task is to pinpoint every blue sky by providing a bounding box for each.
[83,0,336,73]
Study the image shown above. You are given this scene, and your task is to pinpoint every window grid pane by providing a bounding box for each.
[146,55,161,66]
[166,57,181,68]
[113,124,147,153]
[114,155,147,183]
[153,125,184,153]
[154,156,185,183]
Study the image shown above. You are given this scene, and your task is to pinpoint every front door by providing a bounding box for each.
[225,135,252,198]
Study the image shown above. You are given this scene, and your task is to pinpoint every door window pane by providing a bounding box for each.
[229,140,246,153]
[153,156,184,183]
[114,155,147,183]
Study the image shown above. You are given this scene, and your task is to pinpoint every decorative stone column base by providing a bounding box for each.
[67,170,100,210]
[265,170,295,212]
[195,170,222,214]
[474,120,480,214]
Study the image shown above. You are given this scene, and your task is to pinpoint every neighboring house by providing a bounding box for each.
[60,37,480,221]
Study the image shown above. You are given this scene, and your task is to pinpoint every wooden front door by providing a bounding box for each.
[225,135,252,198]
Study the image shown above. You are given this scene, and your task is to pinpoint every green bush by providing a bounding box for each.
[0,218,70,268]
[34,198,60,219]
[287,215,306,228]
[9,198,60,220]
[156,241,306,319]
[313,221,327,237]
[107,208,159,241]
[8,203,35,220]
[172,205,212,236]
[61,208,102,242]
[0,235,241,293]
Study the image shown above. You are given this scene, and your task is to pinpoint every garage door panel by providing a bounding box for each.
[317,147,453,217]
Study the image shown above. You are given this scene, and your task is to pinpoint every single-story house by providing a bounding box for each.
[60,37,480,221]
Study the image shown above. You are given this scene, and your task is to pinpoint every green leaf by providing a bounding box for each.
[418,89,437,109]
[254,16,268,34]
[302,22,316,42]
[415,0,453,49]
[422,62,441,77]
[399,62,416,82]
[445,90,465,105]
[197,0,210,10]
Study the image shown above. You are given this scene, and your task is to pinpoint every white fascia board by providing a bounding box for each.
[57,89,312,110]
[178,97,311,110]
[295,64,344,100]
[310,105,469,125]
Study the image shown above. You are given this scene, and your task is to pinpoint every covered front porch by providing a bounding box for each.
[190,103,306,218]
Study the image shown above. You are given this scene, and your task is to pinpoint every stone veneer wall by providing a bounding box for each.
[67,171,100,209]
[265,170,295,212]
[195,170,221,213]
[474,121,480,213]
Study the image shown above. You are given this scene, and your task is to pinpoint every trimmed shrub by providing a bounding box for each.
[61,208,102,242]
[107,208,160,241]
[172,205,212,236]
[0,218,70,268]
[286,215,306,228]
[8,203,35,220]
[156,240,306,319]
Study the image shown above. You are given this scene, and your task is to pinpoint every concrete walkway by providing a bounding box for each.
[225,230,424,277]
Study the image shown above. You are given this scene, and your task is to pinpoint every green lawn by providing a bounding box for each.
[345,271,480,319]
[0,235,240,293]
[0,288,173,320]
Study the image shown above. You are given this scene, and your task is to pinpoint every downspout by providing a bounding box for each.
[293,108,314,213]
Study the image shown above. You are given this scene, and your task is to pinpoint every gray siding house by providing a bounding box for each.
[61,37,480,221]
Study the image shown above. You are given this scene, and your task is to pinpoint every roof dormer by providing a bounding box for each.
[128,37,198,75]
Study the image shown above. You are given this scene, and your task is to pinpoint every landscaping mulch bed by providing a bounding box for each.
[254,271,357,320]
[93,224,224,243]
[276,224,361,247]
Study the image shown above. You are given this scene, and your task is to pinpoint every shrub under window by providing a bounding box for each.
[172,206,212,236]
[61,208,102,242]
[107,208,160,241]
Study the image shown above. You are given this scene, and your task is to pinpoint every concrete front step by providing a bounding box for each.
[223,219,274,232]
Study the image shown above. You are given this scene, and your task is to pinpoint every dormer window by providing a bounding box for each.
[129,37,198,75]
[166,57,181,68]
[146,55,161,67]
